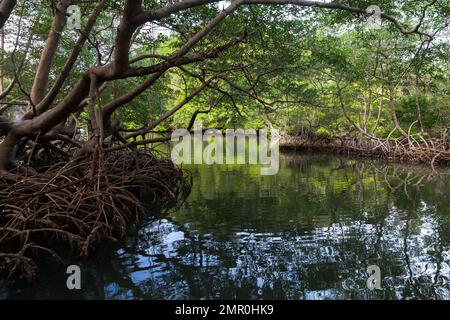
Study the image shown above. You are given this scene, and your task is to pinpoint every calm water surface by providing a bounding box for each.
[2,151,450,299]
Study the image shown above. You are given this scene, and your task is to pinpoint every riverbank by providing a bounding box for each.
[279,135,450,167]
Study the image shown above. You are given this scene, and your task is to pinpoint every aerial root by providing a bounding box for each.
[0,151,191,280]
[280,135,450,166]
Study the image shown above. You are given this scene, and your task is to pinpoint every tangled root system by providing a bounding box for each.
[280,135,450,167]
[0,151,191,280]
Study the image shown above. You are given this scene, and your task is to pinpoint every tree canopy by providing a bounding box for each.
[0,0,448,170]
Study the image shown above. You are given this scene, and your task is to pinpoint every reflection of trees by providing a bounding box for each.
[6,154,450,299]
[78,154,448,300]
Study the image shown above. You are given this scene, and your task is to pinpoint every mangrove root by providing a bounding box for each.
[0,151,191,280]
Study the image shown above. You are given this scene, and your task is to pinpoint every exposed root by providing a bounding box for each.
[0,151,190,280]
[280,135,450,166]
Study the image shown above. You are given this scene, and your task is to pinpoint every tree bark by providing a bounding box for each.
[0,0,16,29]
[29,0,71,106]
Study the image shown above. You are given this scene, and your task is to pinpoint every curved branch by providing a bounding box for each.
[23,0,107,120]
[0,76,16,101]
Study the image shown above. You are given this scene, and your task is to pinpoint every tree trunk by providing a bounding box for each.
[0,132,18,171]
[30,0,70,106]
[414,73,424,133]
[0,0,16,29]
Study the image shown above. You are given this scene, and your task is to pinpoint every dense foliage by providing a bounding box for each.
[1,1,448,147]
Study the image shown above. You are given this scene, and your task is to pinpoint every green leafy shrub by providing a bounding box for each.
[316,127,332,139]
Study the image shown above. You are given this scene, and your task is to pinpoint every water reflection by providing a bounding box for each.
[3,152,450,299]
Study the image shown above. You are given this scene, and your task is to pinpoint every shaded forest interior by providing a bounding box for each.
[0,0,449,279]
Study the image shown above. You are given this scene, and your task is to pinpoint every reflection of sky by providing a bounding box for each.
[97,157,450,300]
[3,155,449,300]
[107,206,450,300]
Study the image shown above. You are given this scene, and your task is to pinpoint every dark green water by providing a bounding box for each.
[2,151,450,299]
